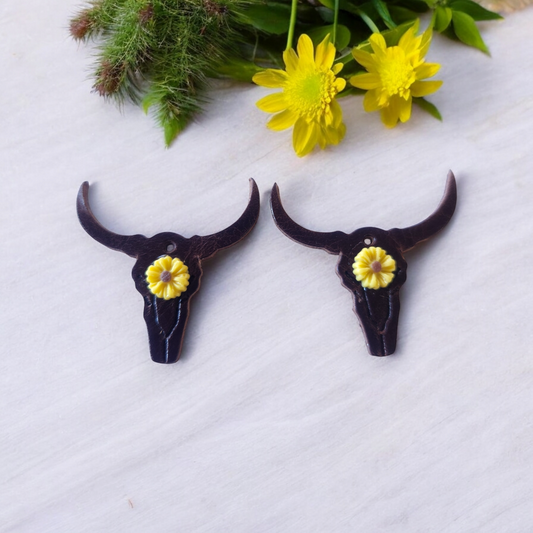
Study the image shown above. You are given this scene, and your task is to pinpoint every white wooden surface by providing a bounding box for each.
[1,3,532,532]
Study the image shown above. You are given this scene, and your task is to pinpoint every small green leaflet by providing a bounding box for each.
[449,0,503,21]
[452,11,490,54]
[308,25,352,51]
[413,97,442,121]
[434,6,452,32]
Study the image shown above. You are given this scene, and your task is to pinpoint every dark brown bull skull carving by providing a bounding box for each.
[77,179,260,364]
[271,172,457,356]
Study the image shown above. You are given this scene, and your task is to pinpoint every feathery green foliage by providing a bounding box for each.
[71,0,242,146]
[143,0,237,144]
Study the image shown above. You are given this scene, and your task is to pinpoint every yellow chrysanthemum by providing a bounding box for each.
[353,247,396,289]
[350,24,442,128]
[252,34,346,157]
[145,255,190,300]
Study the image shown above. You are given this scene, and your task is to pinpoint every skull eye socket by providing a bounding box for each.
[363,237,373,245]
[166,242,176,253]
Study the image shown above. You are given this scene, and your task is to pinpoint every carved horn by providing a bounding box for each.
[270,183,347,255]
[77,182,147,258]
[198,178,260,259]
[389,171,457,253]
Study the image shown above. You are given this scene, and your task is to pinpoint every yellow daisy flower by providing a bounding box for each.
[145,255,190,300]
[350,24,442,128]
[353,247,396,289]
[252,34,347,157]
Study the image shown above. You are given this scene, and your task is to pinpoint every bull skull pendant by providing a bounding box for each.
[77,179,260,364]
[271,172,457,356]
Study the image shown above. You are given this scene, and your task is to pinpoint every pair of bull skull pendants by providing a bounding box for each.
[77,172,457,364]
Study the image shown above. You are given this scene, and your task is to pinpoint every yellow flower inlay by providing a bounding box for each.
[353,247,396,289]
[350,23,442,128]
[252,34,346,157]
[146,255,190,300]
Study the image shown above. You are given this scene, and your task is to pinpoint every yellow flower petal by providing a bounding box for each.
[252,69,288,88]
[173,281,187,291]
[415,62,441,80]
[381,102,400,128]
[363,90,381,112]
[398,95,412,123]
[380,272,394,285]
[323,105,334,127]
[173,265,186,276]
[411,80,443,97]
[267,109,299,131]
[318,135,326,149]
[350,73,380,90]
[332,63,343,75]
[352,48,376,71]
[419,28,433,58]
[324,121,346,145]
[399,27,422,59]
[368,274,379,290]
[315,35,335,69]
[256,93,287,113]
[296,34,315,67]
[283,48,299,74]
[293,118,319,157]
[329,99,343,128]
[334,77,346,93]
[381,258,396,270]
[398,26,416,50]
[369,33,387,54]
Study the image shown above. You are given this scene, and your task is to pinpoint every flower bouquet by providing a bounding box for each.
[70,0,502,155]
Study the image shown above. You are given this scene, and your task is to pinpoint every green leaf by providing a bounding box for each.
[413,97,442,121]
[319,0,379,32]
[440,24,459,41]
[434,6,452,32]
[451,11,490,54]
[239,3,291,35]
[371,0,396,28]
[316,6,335,23]
[448,0,503,20]
[307,24,351,50]
[318,0,350,11]
[393,0,429,13]
[388,6,420,23]
[214,59,263,83]
[356,20,417,52]
[142,92,157,114]
[164,117,183,147]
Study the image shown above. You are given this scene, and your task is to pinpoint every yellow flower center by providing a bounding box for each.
[160,270,172,282]
[284,68,338,120]
[371,261,382,273]
[380,48,416,99]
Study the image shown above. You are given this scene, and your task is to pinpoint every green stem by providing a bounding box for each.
[333,0,339,45]
[286,0,298,51]
[356,9,380,34]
